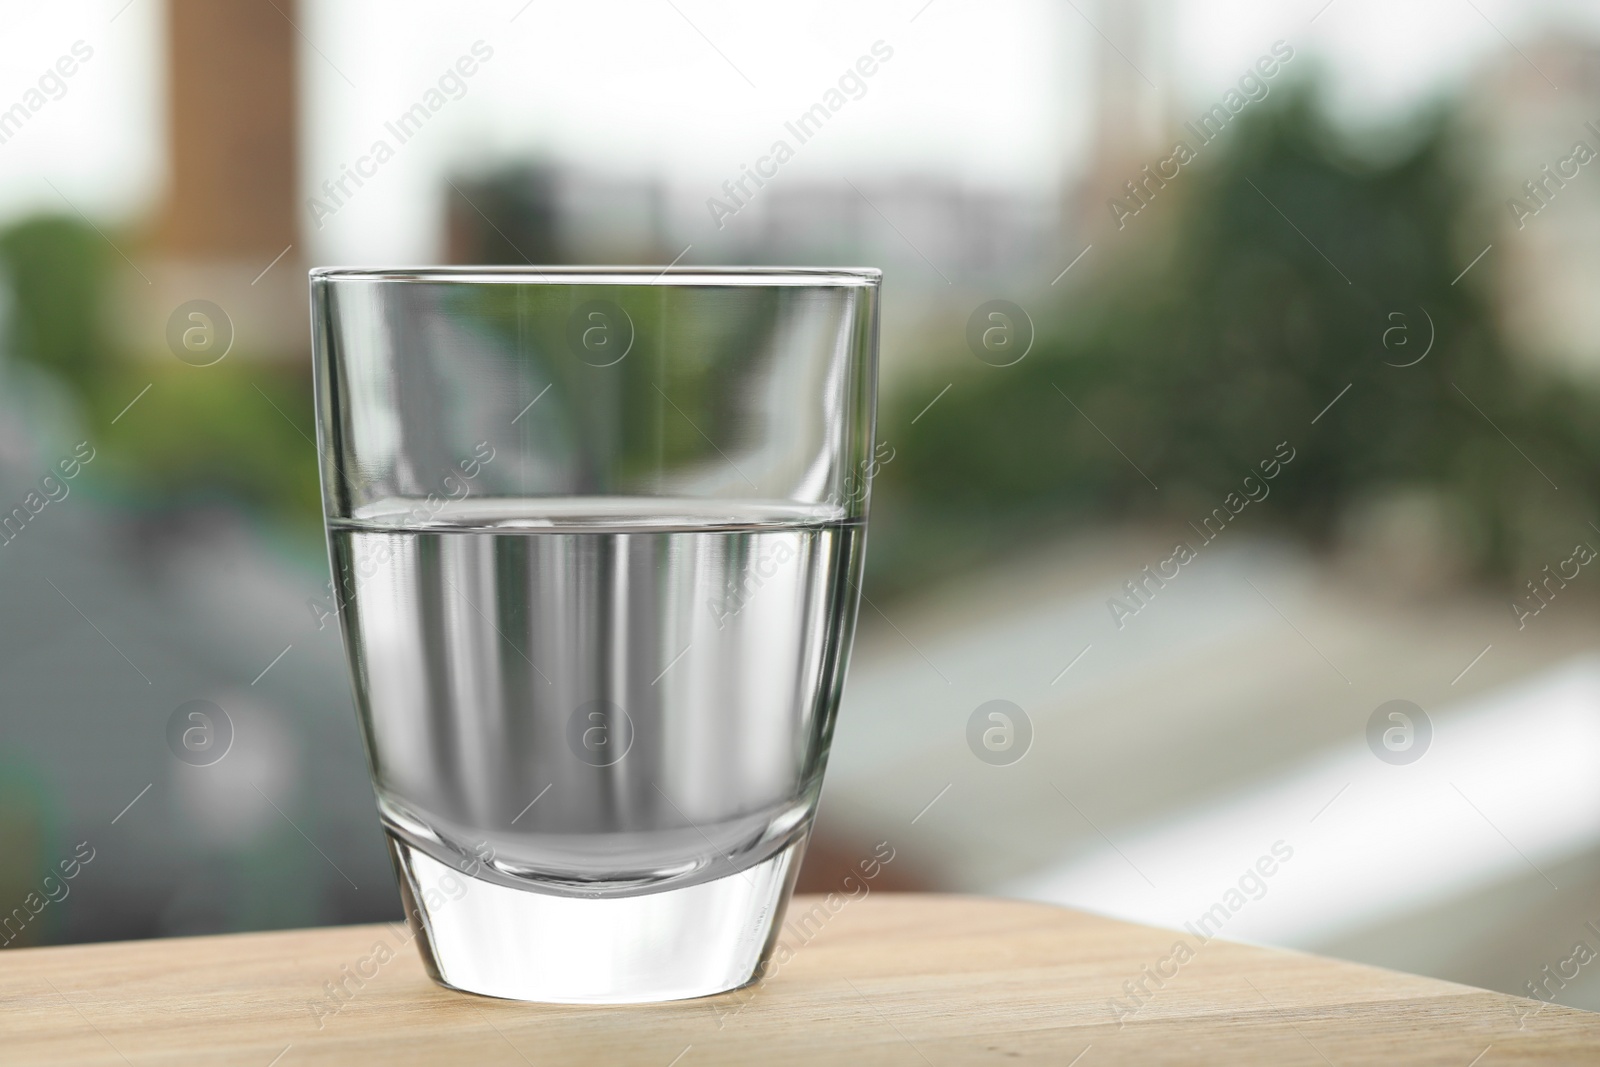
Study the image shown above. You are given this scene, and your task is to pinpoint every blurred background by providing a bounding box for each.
[4,0,1600,1014]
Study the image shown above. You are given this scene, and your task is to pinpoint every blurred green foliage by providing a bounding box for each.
[0,214,321,530]
[88,364,322,522]
[0,216,116,395]
[873,84,1600,594]
[6,80,1600,584]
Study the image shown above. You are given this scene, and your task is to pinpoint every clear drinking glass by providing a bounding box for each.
[310,266,879,1003]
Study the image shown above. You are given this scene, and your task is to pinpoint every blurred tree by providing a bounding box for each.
[0,215,323,532]
[0,215,115,394]
[876,83,1594,592]
[92,364,323,525]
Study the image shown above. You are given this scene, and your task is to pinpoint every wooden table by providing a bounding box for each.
[4,894,1596,1065]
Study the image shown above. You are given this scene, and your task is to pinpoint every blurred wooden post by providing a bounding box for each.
[144,0,305,360]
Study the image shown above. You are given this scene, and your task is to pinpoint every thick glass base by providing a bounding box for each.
[387,834,804,1003]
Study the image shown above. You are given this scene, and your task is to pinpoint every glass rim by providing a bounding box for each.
[309,265,881,287]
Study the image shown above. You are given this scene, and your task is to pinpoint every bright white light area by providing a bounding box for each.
[1168,0,1600,128]
[0,0,163,223]
[1005,657,1600,947]
[297,0,1076,262]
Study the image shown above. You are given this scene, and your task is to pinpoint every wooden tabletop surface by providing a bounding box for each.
[3,893,1596,1065]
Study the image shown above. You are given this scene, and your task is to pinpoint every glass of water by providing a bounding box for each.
[310,266,879,1003]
